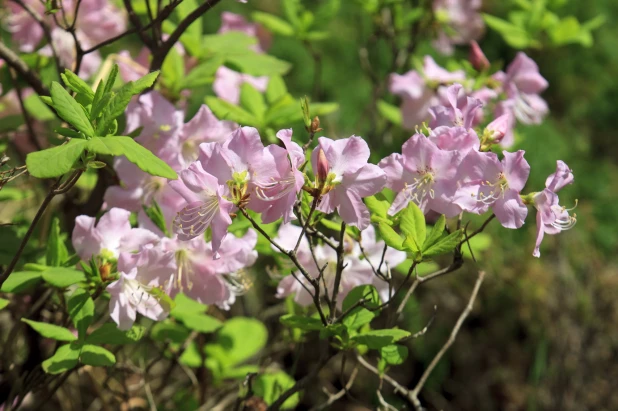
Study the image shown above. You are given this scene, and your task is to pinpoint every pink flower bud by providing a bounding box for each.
[316,147,329,183]
[485,113,511,142]
[469,41,490,71]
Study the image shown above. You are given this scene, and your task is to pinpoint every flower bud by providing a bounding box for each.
[485,113,511,143]
[469,41,490,72]
[316,147,329,184]
[311,116,322,133]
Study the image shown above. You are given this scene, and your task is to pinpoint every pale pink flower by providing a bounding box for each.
[107,245,175,330]
[168,162,233,252]
[250,129,305,224]
[501,52,549,125]
[454,150,530,229]
[380,134,463,217]
[213,66,269,105]
[433,0,484,55]
[532,161,576,257]
[161,230,257,309]
[72,208,159,261]
[6,0,46,52]
[218,12,271,52]
[311,136,386,230]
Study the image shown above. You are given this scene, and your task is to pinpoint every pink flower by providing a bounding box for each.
[311,136,386,230]
[168,162,233,252]
[274,224,373,307]
[107,246,175,330]
[454,150,530,229]
[161,230,257,309]
[72,208,159,261]
[250,129,305,223]
[161,105,237,170]
[433,0,484,55]
[380,134,462,217]
[213,66,269,105]
[532,161,576,257]
[429,84,483,129]
[117,49,150,82]
[218,12,271,52]
[389,57,466,129]
[6,0,46,52]
[469,41,490,71]
[75,0,126,45]
[501,52,549,125]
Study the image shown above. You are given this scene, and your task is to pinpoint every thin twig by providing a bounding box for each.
[407,271,487,410]
[0,41,48,96]
[310,366,358,411]
[329,222,347,320]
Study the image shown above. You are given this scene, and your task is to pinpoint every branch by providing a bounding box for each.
[309,366,358,411]
[0,41,48,96]
[329,222,347,320]
[407,271,486,410]
[150,0,224,71]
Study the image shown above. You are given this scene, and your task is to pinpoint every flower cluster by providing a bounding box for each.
[6,0,126,78]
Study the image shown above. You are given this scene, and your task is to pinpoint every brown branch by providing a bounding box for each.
[0,41,48,96]
[407,271,486,410]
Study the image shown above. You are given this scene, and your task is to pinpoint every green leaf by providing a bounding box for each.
[80,344,116,366]
[377,100,402,126]
[422,215,446,252]
[41,267,86,288]
[132,70,160,94]
[180,57,224,89]
[42,343,81,374]
[204,96,259,125]
[95,83,135,135]
[251,12,295,36]
[162,46,185,91]
[179,342,203,368]
[202,32,258,56]
[423,229,463,258]
[265,75,288,105]
[170,293,207,318]
[26,139,88,179]
[377,222,405,251]
[177,313,223,334]
[483,14,538,49]
[86,323,146,345]
[87,137,177,179]
[46,217,69,267]
[205,317,268,369]
[90,91,113,120]
[91,79,105,113]
[380,344,408,365]
[22,319,77,341]
[304,31,330,41]
[240,82,266,119]
[341,285,380,330]
[0,298,8,310]
[104,64,118,95]
[55,127,84,139]
[67,288,94,338]
[280,314,324,331]
[0,271,42,293]
[399,202,426,252]
[142,201,170,237]
[254,371,299,409]
[61,70,94,101]
[226,52,292,77]
[351,329,411,349]
[365,194,390,219]
[50,82,95,136]
[151,320,190,343]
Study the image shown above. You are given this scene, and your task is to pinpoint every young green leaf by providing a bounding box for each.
[42,343,81,374]
[26,139,88,178]
[265,75,288,105]
[377,222,405,251]
[364,194,390,219]
[423,229,463,258]
[91,79,105,111]
[104,64,119,94]
[142,201,170,237]
[205,317,268,369]
[41,267,86,288]
[253,371,299,409]
[46,217,69,267]
[177,313,223,334]
[351,329,411,349]
[377,100,403,126]
[85,323,146,345]
[80,344,116,366]
[399,201,426,249]
[423,215,446,251]
[22,319,78,341]
[380,344,408,365]
[204,96,259,125]
[61,70,94,101]
[95,83,135,135]
[86,137,177,179]
[251,12,295,36]
[50,82,95,136]
[240,82,267,119]
[226,52,292,77]
[67,288,94,338]
[280,314,324,331]
[132,70,160,94]
[0,271,42,293]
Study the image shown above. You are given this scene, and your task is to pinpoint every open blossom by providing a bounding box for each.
[72,208,159,261]
[168,162,233,252]
[250,129,305,224]
[380,134,462,217]
[6,0,45,52]
[455,150,530,229]
[532,161,576,257]
[433,0,484,55]
[161,230,257,309]
[311,136,386,230]
[498,52,549,125]
[275,224,374,307]
[213,66,269,105]
[389,57,466,129]
[107,246,175,330]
